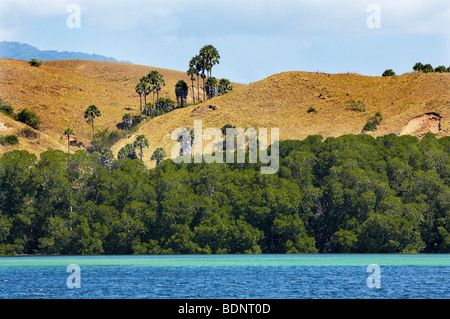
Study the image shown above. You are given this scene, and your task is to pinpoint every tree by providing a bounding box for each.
[189,55,204,103]
[135,82,145,112]
[186,65,196,103]
[63,128,74,154]
[15,109,41,129]
[204,77,218,99]
[146,70,165,115]
[133,135,149,161]
[84,105,101,143]
[218,78,233,95]
[413,62,424,72]
[151,147,167,165]
[118,143,137,159]
[199,45,220,78]
[434,65,447,73]
[422,64,434,73]
[175,80,188,108]
[139,76,150,107]
[28,58,42,67]
[382,69,395,76]
[122,113,132,134]
[99,147,114,170]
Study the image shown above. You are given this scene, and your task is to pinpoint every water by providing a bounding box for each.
[0,254,448,299]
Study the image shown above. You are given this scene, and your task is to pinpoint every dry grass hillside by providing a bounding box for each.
[0,58,231,154]
[112,70,449,167]
[0,58,448,168]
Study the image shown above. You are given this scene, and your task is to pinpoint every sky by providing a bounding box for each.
[0,0,449,84]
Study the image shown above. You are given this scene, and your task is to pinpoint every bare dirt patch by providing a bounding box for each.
[0,121,10,132]
[399,112,441,136]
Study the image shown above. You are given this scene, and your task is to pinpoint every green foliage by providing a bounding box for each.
[218,78,233,95]
[382,69,395,76]
[363,112,383,132]
[0,134,19,145]
[91,128,121,151]
[307,106,318,113]
[28,58,42,67]
[434,65,447,73]
[422,64,434,73]
[346,100,366,112]
[413,62,424,72]
[0,99,14,117]
[15,109,41,129]
[151,147,167,165]
[0,133,449,255]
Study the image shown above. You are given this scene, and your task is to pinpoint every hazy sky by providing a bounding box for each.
[0,0,449,83]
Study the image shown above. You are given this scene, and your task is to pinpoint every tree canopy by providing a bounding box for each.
[0,133,449,255]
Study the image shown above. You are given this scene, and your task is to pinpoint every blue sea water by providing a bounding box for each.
[0,254,448,299]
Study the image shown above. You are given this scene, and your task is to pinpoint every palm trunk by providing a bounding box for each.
[91,119,95,141]
[152,91,155,115]
[202,77,206,101]
[139,94,142,112]
[191,80,195,104]
[67,135,70,154]
[197,75,200,102]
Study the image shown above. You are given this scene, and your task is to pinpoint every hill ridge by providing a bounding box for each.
[0,58,448,166]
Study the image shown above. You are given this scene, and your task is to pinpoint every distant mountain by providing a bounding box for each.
[0,41,130,63]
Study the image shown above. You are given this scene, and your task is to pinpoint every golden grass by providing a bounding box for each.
[112,71,448,168]
[0,58,241,155]
[0,58,448,168]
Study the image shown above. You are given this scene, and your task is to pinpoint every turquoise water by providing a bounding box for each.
[0,254,448,299]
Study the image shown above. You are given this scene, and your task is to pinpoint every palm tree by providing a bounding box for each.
[151,147,166,165]
[186,66,196,104]
[63,128,74,154]
[146,70,165,115]
[135,82,145,112]
[118,143,137,159]
[189,55,203,102]
[122,113,132,134]
[84,104,101,141]
[200,45,220,78]
[100,147,114,170]
[204,77,218,99]
[155,73,165,101]
[175,80,188,108]
[133,134,149,161]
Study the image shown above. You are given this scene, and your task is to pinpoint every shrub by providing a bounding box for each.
[346,100,366,112]
[363,112,383,132]
[0,100,14,117]
[307,106,318,113]
[434,65,447,73]
[19,127,39,139]
[413,62,424,72]
[28,58,42,67]
[0,134,19,145]
[422,64,434,73]
[382,69,395,76]
[14,109,41,129]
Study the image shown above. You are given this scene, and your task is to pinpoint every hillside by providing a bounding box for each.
[0,58,448,165]
[0,58,228,154]
[112,71,449,167]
